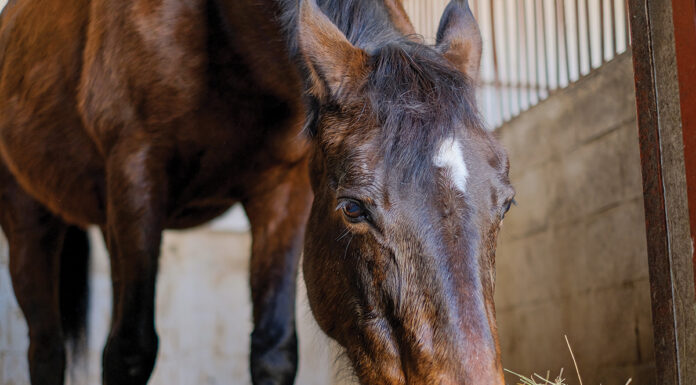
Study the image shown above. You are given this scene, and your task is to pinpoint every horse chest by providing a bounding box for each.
[161,104,310,226]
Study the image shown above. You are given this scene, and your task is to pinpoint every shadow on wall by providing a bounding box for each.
[0,205,356,385]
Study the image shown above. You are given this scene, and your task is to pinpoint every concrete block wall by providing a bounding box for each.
[495,52,656,385]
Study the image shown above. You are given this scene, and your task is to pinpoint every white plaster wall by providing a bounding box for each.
[0,206,355,385]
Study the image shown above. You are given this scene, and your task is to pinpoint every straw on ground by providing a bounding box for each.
[504,335,633,385]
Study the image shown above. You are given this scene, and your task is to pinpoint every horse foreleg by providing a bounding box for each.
[0,176,68,385]
[101,144,166,385]
[244,166,312,385]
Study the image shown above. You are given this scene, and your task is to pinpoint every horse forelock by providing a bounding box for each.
[366,42,483,186]
[281,0,486,187]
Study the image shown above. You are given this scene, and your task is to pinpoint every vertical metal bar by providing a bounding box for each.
[517,0,525,111]
[600,0,606,62]
[624,0,630,48]
[414,0,419,36]
[510,0,517,115]
[425,0,430,40]
[422,0,426,39]
[584,0,593,69]
[501,0,510,119]
[563,1,572,83]
[430,0,435,39]
[524,0,534,104]
[540,0,550,94]
[533,0,540,102]
[427,0,431,38]
[610,0,617,54]
[430,0,433,40]
[433,0,437,38]
[575,0,582,77]
[489,0,504,125]
[420,0,425,39]
[556,0,570,88]
[552,0,560,89]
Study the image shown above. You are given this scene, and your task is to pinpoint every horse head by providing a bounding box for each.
[298,0,514,383]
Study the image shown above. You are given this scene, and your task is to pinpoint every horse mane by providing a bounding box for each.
[277,0,404,56]
[367,42,482,182]
[278,0,483,180]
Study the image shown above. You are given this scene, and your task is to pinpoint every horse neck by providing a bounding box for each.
[277,0,404,55]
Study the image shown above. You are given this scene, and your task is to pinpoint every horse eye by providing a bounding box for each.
[502,198,516,218]
[341,200,366,221]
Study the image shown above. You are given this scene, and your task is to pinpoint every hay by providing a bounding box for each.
[504,335,633,385]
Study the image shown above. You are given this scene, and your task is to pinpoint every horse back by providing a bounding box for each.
[0,0,308,227]
[0,0,106,225]
[77,0,303,151]
[77,0,308,209]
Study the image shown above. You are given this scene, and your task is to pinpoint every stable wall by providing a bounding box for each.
[495,52,656,385]
[0,210,349,385]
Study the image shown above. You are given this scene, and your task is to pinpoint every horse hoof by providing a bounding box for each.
[103,336,158,385]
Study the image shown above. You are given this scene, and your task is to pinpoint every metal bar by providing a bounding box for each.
[401,0,633,129]
[553,0,560,89]
[584,0,593,68]
[430,0,435,38]
[624,0,630,48]
[600,0,606,62]
[502,0,512,119]
[563,1,572,83]
[510,0,517,114]
[515,1,527,109]
[425,0,430,40]
[489,0,504,125]
[523,1,534,104]
[420,0,425,39]
[540,0,550,94]
[533,0,541,101]
[628,0,696,384]
[432,0,435,39]
[559,0,571,86]
[575,0,582,77]
[610,0,617,54]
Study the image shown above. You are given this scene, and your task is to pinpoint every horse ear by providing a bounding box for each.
[436,0,482,80]
[298,0,368,100]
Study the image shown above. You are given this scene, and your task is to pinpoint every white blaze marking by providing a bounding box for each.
[434,137,469,192]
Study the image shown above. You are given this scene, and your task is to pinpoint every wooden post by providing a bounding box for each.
[627,0,696,384]
[671,0,696,299]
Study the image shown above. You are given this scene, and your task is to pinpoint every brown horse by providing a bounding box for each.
[0,0,513,383]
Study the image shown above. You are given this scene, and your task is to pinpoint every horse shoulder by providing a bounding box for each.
[78,0,209,154]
